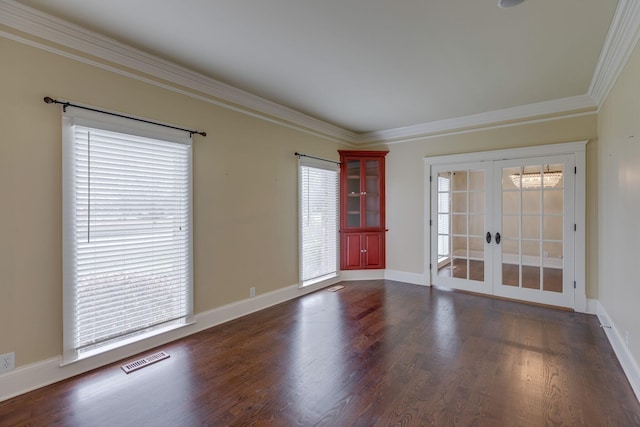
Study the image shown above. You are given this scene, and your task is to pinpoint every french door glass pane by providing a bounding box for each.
[500,163,564,293]
[523,191,541,214]
[469,215,484,235]
[453,214,467,234]
[542,163,564,292]
[437,173,452,270]
[522,216,540,239]
[453,193,467,213]
[544,190,563,214]
[469,170,484,191]
[437,169,484,282]
[502,166,520,287]
[543,217,563,240]
[453,257,467,279]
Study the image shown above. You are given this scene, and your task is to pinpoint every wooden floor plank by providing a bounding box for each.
[1,280,639,426]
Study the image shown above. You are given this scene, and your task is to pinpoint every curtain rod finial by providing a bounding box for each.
[44,96,55,104]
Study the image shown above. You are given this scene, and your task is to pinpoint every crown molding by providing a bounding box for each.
[0,0,357,144]
[356,95,597,144]
[589,0,640,107]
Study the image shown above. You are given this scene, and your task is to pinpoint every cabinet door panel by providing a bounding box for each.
[363,233,384,268]
[343,233,362,269]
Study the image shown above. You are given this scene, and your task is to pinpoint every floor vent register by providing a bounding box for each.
[121,351,170,374]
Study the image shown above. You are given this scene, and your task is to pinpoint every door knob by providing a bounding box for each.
[495,232,501,244]
[486,232,492,244]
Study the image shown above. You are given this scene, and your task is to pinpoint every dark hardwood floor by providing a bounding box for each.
[1,280,639,426]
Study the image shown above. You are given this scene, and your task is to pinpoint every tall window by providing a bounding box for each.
[299,157,339,286]
[62,110,193,363]
[437,174,451,264]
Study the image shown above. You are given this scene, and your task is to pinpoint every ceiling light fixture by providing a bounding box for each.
[510,167,562,189]
[498,0,525,8]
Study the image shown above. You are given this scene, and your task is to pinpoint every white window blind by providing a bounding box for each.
[62,111,193,363]
[299,157,339,285]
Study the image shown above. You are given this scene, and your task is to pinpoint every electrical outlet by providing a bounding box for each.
[249,287,256,298]
[0,352,15,374]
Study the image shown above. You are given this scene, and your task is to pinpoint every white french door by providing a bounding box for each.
[430,150,578,309]
[492,155,575,308]
[432,162,492,295]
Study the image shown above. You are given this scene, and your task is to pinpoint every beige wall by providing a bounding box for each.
[598,40,640,367]
[374,115,598,296]
[0,35,344,367]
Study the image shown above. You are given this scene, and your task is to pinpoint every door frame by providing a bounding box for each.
[424,141,587,311]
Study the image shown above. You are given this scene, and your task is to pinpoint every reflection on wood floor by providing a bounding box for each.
[438,258,563,293]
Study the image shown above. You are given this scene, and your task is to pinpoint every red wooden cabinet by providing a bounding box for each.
[342,232,385,269]
[338,150,388,270]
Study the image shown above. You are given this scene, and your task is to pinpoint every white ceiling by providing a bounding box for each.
[15,0,619,134]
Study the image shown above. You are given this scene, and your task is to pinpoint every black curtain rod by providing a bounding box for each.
[294,152,341,165]
[43,97,206,137]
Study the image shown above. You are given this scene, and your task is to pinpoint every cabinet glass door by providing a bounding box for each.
[344,158,381,228]
[364,160,380,227]
[432,163,490,294]
[494,156,574,307]
[345,160,361,227]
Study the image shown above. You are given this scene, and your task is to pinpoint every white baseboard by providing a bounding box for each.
[0,276,340,403]
[339,269,427,285]
[192,276,338,332]
[596,301,640,402]
[584,298,599,315]
[384,269,427,286]
[339,270,385,281]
